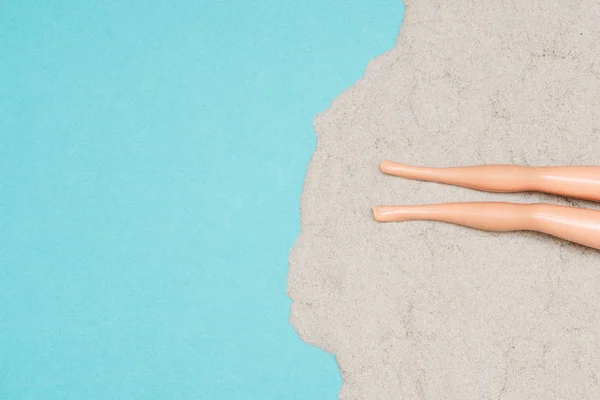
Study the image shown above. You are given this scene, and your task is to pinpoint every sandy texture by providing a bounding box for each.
[288,1,600,398]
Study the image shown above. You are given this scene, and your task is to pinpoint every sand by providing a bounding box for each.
[288,0,600,398]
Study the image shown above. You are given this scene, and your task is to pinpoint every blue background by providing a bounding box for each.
[1,1,403,398]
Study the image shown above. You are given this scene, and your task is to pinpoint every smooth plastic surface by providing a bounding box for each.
[380,161,600,202]
[373,202,600,250]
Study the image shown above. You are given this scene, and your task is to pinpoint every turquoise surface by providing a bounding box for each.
[1,1,403,398]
